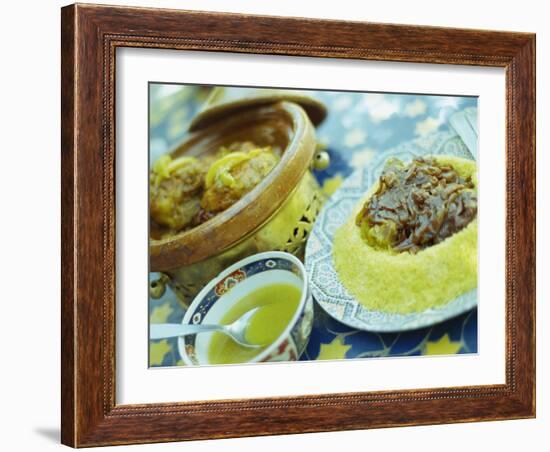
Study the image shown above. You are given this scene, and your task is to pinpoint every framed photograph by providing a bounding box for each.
[61,3,536,447]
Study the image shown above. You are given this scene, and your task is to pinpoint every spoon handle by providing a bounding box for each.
[150,323,222,340]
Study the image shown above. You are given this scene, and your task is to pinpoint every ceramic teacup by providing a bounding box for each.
[178,251,313,365]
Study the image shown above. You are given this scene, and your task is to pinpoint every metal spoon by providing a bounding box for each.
[149,307,262,348]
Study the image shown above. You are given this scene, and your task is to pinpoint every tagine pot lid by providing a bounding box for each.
[189,86,327,132]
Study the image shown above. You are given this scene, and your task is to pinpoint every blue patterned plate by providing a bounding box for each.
[305,132,478,332]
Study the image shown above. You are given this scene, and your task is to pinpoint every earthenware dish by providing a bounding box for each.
[150,100,328,307]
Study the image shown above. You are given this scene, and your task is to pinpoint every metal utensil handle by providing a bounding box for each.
[149,323,222,340]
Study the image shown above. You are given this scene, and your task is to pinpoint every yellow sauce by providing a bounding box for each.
[207,284,301,365]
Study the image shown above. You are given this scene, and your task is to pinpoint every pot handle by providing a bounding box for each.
[311,142,330,171]
[149,273,170,299]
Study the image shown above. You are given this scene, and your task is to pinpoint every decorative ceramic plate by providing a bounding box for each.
[305,136,478,332]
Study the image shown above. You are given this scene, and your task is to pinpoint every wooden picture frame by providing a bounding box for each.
[61,3,536,447]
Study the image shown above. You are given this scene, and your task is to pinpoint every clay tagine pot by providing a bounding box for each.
[149,88,330,307]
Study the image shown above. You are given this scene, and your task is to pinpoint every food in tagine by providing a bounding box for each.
[333,155,478,314]
[150,142,280,237]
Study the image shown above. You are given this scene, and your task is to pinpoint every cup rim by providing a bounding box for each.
[178,251,308,366]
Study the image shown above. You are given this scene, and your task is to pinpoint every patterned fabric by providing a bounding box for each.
[149,85,478,367]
